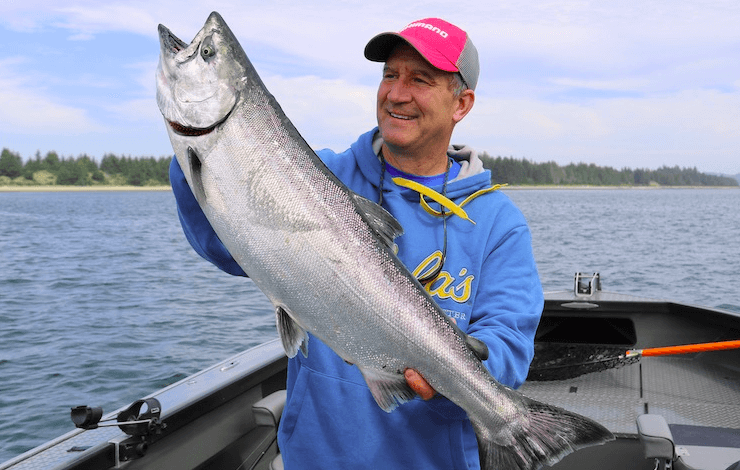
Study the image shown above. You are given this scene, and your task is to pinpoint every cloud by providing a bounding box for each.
[548,78,651,93]
[1,0,739,174]
[0,58,106,135]
[263,74,377,150]
[458,86,740,173]
[0,89,106,136]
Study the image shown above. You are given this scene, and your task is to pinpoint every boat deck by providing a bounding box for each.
[521,354,740,434]
[520,352,740,468]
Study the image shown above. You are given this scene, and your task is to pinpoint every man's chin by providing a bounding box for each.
[378,126,417,150]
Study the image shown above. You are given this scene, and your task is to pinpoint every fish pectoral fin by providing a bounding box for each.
[187,147,206,204]
[351,193,404,250]
[465,334,489,362]
[448,319,490,362]
[358,366,416,413]
[275,306,308,358]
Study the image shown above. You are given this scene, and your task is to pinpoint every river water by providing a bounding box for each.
[1,188,739,462]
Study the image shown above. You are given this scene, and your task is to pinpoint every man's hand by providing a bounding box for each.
[405,317,460,400]
[404,369,436,400]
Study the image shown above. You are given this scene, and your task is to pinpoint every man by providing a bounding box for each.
[170,17,543,470]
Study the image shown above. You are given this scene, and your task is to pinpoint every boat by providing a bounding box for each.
[1,273,738,470]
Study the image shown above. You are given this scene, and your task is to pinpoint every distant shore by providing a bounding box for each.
[1,184,738,193]
[501,184,740,190]
[0,185,171,192]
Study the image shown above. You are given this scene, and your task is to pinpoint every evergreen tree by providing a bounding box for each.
[42,151,61,172]
[0,148,23,178]
[56,157,88,185]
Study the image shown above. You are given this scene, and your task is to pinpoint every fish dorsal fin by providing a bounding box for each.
[275,306,308,358]
[352,193,404,250]
[358,366,416,412]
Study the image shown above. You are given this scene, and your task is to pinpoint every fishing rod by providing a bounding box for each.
[625,339,740,358]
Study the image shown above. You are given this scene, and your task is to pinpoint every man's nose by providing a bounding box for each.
[386,79,412,103]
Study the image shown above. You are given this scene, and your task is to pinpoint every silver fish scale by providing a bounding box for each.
[195,88,488,394]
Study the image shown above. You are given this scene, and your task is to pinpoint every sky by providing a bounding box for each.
[1,0,739,175]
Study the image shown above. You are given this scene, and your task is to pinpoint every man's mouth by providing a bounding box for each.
[389,112,413,120]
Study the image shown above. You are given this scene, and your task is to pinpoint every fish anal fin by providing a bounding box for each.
[351,193,404,250]
[275,306,308,358]
[359,366,416,413]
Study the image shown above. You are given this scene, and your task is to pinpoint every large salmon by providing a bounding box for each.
[156,12,613,469]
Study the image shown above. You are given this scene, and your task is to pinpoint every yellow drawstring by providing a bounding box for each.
[392,177,507,224]
[392,177,475,224]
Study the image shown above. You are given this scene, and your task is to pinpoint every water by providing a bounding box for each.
[1,188,739,462]
[504,188,740,308]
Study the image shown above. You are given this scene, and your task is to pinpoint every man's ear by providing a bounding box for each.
[452,89,475,123]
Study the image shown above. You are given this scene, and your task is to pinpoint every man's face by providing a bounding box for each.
[376,44,463,159]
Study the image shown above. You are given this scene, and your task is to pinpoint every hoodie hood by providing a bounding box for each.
[360,128,493,202]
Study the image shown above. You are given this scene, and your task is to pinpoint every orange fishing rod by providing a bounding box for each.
[625,339,740,358]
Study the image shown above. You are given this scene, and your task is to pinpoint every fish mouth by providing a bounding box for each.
[158,24,188,55]
[168,120,218,137]
[166,93,238,137]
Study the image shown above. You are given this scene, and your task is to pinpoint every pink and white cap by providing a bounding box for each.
[364,18,479,91]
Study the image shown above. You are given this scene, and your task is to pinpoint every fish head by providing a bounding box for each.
[156,11,249,204]
[156,12,246,153]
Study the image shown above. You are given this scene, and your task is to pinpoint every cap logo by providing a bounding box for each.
[404,22,448,39]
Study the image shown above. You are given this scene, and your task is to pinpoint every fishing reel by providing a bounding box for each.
[71,398,165,461]
[71,398,164,436]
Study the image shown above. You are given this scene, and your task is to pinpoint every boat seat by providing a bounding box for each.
[637,414,740,470]
[637,414,675,468]
[252,391,286,470]
[253,390,286,428]
[270,454,284,470]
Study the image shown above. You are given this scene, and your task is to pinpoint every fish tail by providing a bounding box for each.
[473,395,614,470]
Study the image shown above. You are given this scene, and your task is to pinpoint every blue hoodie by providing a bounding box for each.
[169,127,544,470]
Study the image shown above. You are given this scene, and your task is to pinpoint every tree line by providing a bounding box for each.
[479,153,738,187]
[1,146,737,187]
[0,149,172,186]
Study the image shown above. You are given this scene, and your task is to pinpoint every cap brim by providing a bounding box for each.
[364,32,459,73]
[364,33,405,62]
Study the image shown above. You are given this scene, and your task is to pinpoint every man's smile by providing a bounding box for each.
[391,113,411,120]
[388,110,415,120]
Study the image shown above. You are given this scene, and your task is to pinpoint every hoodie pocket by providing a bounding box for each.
[276,364,309,445]
[278,365,473,470]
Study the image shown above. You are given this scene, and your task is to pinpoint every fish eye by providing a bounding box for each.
[201,36,216,59]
